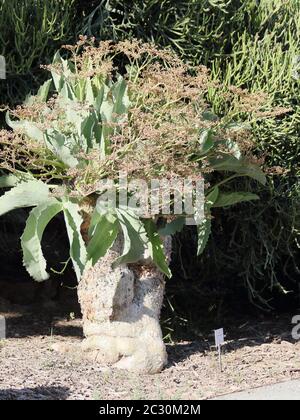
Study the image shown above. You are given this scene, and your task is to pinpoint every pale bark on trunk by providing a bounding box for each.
[51,200,172,373]
[75,235,171,374]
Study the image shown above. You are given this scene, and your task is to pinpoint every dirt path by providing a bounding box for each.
[212,378,300,400]
[0,306,300,400]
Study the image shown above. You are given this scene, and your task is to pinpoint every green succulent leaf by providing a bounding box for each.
[74,78,87,102]
[223,139,241,159]
[158,217,185,236]
[85,77,95,105]
[197,187,219,256]
[199,129,214,154]
[0,180,50,216]
[81,111,100,150]
[144,219,172,278]
[197,219,212,256]
[94,84,109,112]
[209,153,266,185]
[6,112,44,142]
[51,51,74,91]
[202,111,218,122]
[87,210,119,265]
[112,208,148,267]
[51,51,64,91]
[62,201,87,281]
[21,199,63,281]
[206,187,220,207]
[24,79,52,106]
[0,174,18,188]
[112,75,131,117]
[98,76,130,157]
[44,130,78,168]
[60,80,76,101]
[100,97,114,157]
[213,191,259,208]
[225,122,252,131]
[36,79,52,102]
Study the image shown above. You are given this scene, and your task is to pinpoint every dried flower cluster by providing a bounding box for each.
[0,39,272,198]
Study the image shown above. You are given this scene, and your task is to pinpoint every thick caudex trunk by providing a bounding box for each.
[77,235,172,374]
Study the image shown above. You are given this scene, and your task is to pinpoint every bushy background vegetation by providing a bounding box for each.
[0,0,299,327]
[0,0,81,106]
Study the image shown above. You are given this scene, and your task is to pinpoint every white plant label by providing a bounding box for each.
[214,328,224,347]
[214,328,225,372]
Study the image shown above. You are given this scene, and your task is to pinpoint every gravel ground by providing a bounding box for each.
[0,302,300,400]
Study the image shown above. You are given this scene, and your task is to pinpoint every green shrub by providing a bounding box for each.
[82,0,246,65]
[0,0,78,107]
[206,1,300,306]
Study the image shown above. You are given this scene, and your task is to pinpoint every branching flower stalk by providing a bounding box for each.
[0,38,267,281]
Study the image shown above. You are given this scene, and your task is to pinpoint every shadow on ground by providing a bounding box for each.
[0,386,70,400]
[2,311,83,339]
[0,296,297,368]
